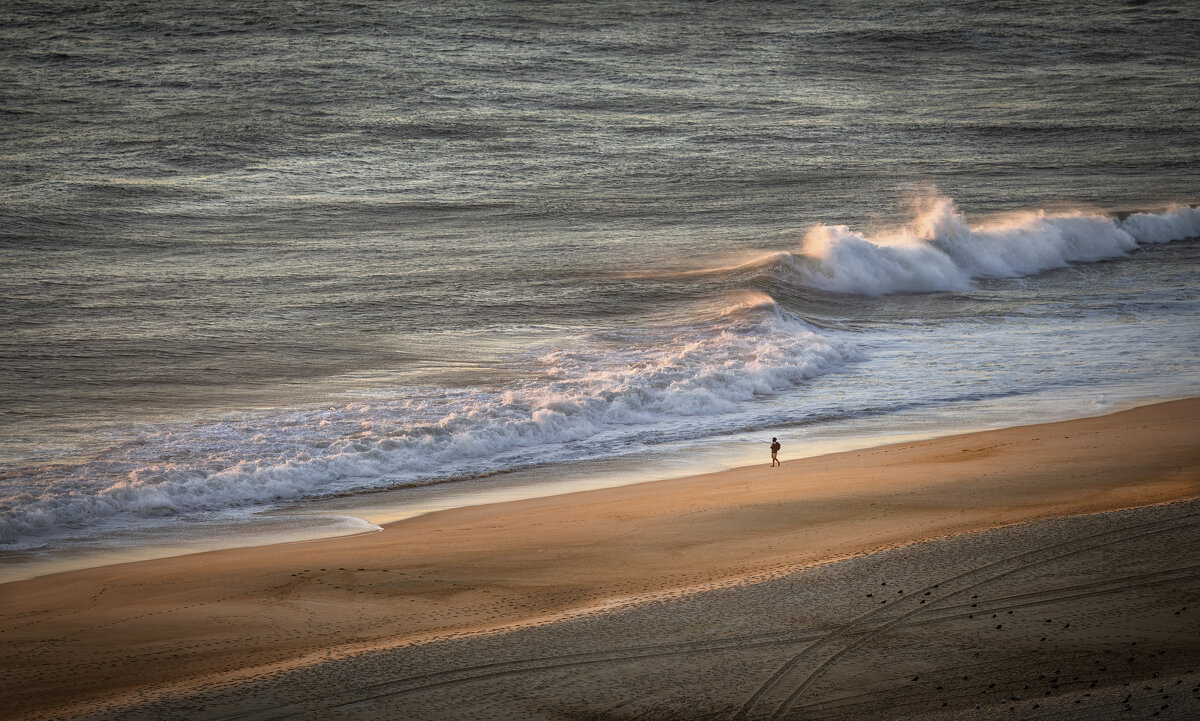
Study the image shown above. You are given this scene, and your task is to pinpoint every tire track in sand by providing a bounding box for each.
[211,629,822,721]
[907,562,1200,627]
[733,511,1200,720]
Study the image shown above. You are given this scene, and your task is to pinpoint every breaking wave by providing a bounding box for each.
[0,299,857,546]
[774,200,1199,296]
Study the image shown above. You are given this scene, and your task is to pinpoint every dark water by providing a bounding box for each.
[1,0,1198,553]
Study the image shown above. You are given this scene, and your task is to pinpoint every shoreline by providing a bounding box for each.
[1,393,1177,585]
[2,398,1198,719]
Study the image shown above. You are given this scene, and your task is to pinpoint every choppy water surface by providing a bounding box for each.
[1,1,1198,561]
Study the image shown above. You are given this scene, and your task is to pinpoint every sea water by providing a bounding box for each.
[2,0,1198,578]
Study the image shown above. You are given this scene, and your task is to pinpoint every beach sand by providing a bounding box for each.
[2,399,1198,720]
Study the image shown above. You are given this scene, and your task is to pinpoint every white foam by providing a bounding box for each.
[791,198,1197,295]
[0,302,858,545]
[1120,205,1200,244]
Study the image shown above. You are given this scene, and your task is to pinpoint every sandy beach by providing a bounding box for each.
[2,398,1199,720]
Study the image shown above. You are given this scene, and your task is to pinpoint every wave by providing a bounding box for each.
[740,200,1199,296]
[6,197,1195,547]
[0,299,858,546]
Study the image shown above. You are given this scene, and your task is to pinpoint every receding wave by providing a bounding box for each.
[709,200,1199,296]
[0,299,858,546]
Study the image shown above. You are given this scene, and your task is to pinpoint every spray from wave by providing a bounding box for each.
[791,198,1199,295]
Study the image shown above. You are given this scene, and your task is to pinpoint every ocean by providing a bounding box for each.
[2,0,1198,577]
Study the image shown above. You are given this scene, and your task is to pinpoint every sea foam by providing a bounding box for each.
[0,299,856,546]
[793,200,1199,295]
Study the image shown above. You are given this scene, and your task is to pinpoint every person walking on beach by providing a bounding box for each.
[769,437,781,467]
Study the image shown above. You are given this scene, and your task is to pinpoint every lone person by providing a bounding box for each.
[769,437,781,467]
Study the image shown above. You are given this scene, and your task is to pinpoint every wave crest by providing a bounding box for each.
[795,198,1198,295]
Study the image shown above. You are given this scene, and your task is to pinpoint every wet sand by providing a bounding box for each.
[2,398,1198,720]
